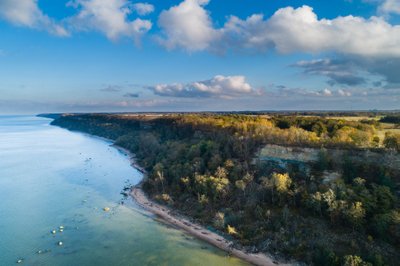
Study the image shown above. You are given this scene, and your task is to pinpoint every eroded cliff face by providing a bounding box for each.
[258,144,320,163]
[256,144,400,186]
[258,144,400,169]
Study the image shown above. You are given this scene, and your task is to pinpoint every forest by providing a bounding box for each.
[50,113,400,266]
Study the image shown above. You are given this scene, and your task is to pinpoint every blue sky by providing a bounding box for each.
[0,0,399,113]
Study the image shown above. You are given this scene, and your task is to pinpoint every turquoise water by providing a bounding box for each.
[0,116,248,266]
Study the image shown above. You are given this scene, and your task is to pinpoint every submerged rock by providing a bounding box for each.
[16,259,23,263]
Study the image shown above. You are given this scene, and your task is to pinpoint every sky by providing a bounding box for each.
[0,0,399,113]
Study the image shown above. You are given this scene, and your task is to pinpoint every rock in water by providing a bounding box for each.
[58,241,63,246]
[103,207,110,212]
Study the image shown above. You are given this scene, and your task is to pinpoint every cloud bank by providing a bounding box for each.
[148,75,259,98]
[1,0,400,59]
[157,1,400,58]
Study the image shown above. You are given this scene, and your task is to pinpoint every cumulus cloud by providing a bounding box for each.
[269,85,357,98]
[157,0,219,52]
[0,0,68,36]
[293,59,367,86]
[321,88,333,96]
[297,88,333,97]
[379,0,400,15]
[224,5,400,57]
[67,0,152,44]
[147,75,259,98]
[132,2,154,16]
[338,89,352,97]
[157,3,400,58]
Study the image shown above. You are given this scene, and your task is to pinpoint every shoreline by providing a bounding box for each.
[130,186,283,266]
[49,126,286,266]
[114,144,286,266]
[111,144,146,174]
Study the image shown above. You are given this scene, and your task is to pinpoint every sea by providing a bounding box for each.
[0,115,248,266]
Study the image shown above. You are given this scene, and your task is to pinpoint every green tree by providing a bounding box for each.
[235,172,253,196]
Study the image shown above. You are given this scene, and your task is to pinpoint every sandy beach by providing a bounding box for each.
[131,186,286,266]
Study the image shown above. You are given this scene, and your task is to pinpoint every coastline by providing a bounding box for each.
[48,124,286,266]
[114,145,286,266]
[112,144,288,266]
[130,186,285,266]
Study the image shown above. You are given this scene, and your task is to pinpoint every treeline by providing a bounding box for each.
[51,114,400,266]
[380,115,400,124]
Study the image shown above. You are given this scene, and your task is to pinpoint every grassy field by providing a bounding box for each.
[326,116,382,121]
[299,115,399,146]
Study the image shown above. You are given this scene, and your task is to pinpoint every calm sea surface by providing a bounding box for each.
[0,116,248,266]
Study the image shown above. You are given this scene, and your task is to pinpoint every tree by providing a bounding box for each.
[383,132,400,151]
[194,173,230,202]
[227,224,238,235]
[312,121,328,137]
[263,172,292,203]
[153,163,165,193]
[213,212,225,229]
[346,202,366,229]
[235,172,254,196]
[343,255,371,266]
[308,191,323,216]
[271,172,292,194]
[215,166,228,179]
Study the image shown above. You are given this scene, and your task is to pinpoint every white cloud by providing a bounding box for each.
[157,3,400,58]
[67,0,152,44]
[148,75,259,98]
[157,0,219,52]
[0,0,68,36]
[223,5,400,57]
[270,85,357,98]
[132,2,154,16]
[379,0,400,15]
[338,89,352,97]
[321,88,332,96]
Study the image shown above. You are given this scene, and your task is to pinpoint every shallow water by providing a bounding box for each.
[0,116,248,266]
